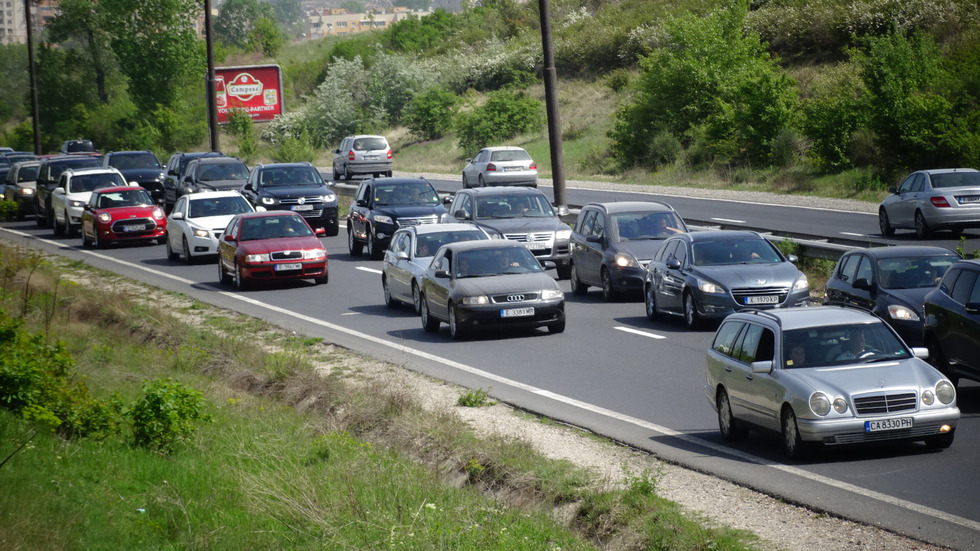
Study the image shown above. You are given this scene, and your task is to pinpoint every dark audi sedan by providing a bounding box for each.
[644,230,809,328]
[823,246,958,346]
[418,240,565,339]
[923,259,980,387]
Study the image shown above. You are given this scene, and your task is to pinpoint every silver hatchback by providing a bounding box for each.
[879,168,980,238]
[332,135,392,181]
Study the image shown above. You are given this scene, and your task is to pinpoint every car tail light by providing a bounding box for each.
[529,162,537,170]
[930,196,951,208]
[386,149,392,159]
[348,150,355,161]
[486,163,497,172]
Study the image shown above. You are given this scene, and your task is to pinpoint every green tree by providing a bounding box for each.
[269,0,303,26]
[404,88,458,141]
[215,0,277,48]
[0,45,29,122]
[454,90,542,156]
[246,16,286,57]
[45,0,115,104]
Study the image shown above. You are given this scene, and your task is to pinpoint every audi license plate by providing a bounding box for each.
[523,242,547,251]
[121,225,143,232]
[503,166,521,171]
[292,204,313,211]
[745,295,779,305]
[275,263,302,271]
[865,417,913,432]
[501,307,534,318]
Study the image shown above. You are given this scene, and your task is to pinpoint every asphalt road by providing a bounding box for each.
[3,182,979,550]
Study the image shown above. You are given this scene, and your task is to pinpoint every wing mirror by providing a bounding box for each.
[434,269,450,279]
[750,360,773,374]
[315,227,326,236]
[223,234,236,242]
[393,251,409,261]
[171,212,184,220]
[853,278,874,293]
[666,258,681,270]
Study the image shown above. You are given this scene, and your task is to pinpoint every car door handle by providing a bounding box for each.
[745,375,753,381]
[724,367,733,373]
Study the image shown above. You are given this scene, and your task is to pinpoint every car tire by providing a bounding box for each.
[347,228,363,256]
[478,175,486,188]
[35,200,45,227]
[367,230,383,260]
[781,407,813,460]
[344,165,352,181]
[644,284,661,320]
[925,430,955,450]
[461,173,469,188]
[46,204,54,229]
[448,303,467,340]
[383,276,400,308]
[914,211,931,239]
[217,258,232,285]
[92,229,103,249]
[65,217,78,238]
[547,317,566,334]
[333,167,341,181]
[386,170,393,178]
[412,281,422,314]
[182,237,194,265]
[569,263,588,295]
[683,291,701,329]
[166,234,179,261]
[926,335,959,387]
[314,270,329,285]
[717,388,749,442]
[555,263,572,280]
[878,208,894,237]
[600,268,617,301]
[420,295,440,333]
[234,261,249,290]
[53,212,65,236]
[81,228,91,248]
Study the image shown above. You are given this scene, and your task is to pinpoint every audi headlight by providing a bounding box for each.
[261,196,276,206]
[69,200,86,208]
[303,248,326,260]
[555,229,572,240]
[936,380,955,405]
[614,253,639,268]
[98,213,111,223]
[461,295,489,305]
[810,392,831,416]
[833,398,848,414]
[698,279,725,294]
[541,288,564,300]
[192,228,210,238]
[793,273,809,291]
[887,305,919,321]
[374,215,394,225]
[245,253,270,263]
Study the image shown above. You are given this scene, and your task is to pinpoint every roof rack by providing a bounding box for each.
[741,309,782,328]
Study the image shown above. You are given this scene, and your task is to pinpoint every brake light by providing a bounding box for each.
[486,163,497,172]
[930,196,951,208]
[386,149,392,160]
[529,162,537,170]
[348,150,355,161]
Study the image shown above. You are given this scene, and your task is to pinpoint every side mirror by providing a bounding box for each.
[542,260,557,270]
[333,149,340,154]
[434,269,450,279]
[787,254,798,264]
[464,158,472,163]
[171,212,184,220]
[911,347,929,360]
[53,187,65,195]
[442,195,453,206]
[888,186,898,194]
[586,235,601,244]
[453,209,469,220]
[751,360,773,374]
[666,258,681,270]
[244,183,254,191]
[394,251,409,261]
[223,234,236,242]
[853,278,874,292]
[356,199,367,207]
[314,227,326,236]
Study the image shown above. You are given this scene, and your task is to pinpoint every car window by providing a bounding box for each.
[616,212,684,241]
[931,172,980,189]
[69,173,125,193]
[656,240,678,262]
[877,256,955,289]
[712,321,744,357]
[898,174,918,194]
[240,215,312,240]
[576,210,596,236]
[951,269,979,304]
[969,272,980,304]
[854,255,873,283]
[452,194,472,218]
[456,247,542,278]
[910,177,924,193]
[784,322,909,367]
[375,182,439,206]
[174,196,187,215]
[489,149,531,162]
[731,324,774,364]
[108,153,160,170]
[592,213,606,240]
[673,241,688,266]
[352,137,387,151]
[939,268,959,295]
[417,230,486,257]
[199,163,248,181]
[433,250,450,272]
[16,165,39,182]
[97,189,152,208]
[189,196,251,218]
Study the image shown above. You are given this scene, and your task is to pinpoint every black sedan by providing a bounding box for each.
[643,230,810,328]
[418,240,565,339]
[923,258,980,387]
[823,246,959,346]
[570,201,687,300]
[347,177,447,259]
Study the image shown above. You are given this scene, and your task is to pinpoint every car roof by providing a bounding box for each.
[680,230,762,242]
[369,177,431,186]
[255,162,315,170]
[480,146,527,151]
[403,223,484,236]
[950,259,980,270]
[236,210,303,220]
[921,168,979,175]
[584,201,676,214]
[348,134,387,139]
[64,167,123,177]
[107,150,154,156]
[10,160,40,168]
[441,239,526,253]
[732,305,883,331]
[460,186,544,197]
[846,245,959,259]
[95,185,145,193]
[192,157,245,165]
[185,190,247,200]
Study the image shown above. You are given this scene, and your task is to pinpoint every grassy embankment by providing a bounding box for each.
[0,241,760,550]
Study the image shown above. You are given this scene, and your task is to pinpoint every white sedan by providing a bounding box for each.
[165,191,254,263]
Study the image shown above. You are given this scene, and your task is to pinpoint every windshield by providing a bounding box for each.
[415,230,487,257]
[373,183,439,206]
[69,173,125,193]
[614,211,685,241]
[198,162,249,182]
[96,189,153,208]
[240,215,313,240]
[352,137,388,151]
[489,149,531,162]
[782,322,910,369]
[877,256,955,289]
[475,195,555,219]
[17,166,39,181]
[258,167,323,187]
[107,153,161,170]
[931,172,980,189]
[692,238,782,266]
[188,195,252,218]
[455,247,542,278]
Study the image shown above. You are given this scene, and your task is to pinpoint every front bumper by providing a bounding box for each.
[455,298,565,331]
[797,408,959,445]
[98,221,166,243]
[242,259,327,282]
[694,288,811,320]
[608,265,646,292]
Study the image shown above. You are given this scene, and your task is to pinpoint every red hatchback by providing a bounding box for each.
[217,211,328,289]
[81,186,166,248]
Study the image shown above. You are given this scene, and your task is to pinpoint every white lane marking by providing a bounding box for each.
[840,232,865,237]
[615,326,666,340]
[340,312,359,316]
[5,225,979,533]
[357,266,383,275]
[710,217,745,224]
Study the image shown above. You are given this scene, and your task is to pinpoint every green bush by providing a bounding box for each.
[225,109,258,163]
[454,90,543,157]
[404,88,459,141]
[127,378,211,452]
[271,131,316,163]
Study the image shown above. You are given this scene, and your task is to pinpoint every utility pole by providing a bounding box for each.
[537,0,567,215]
[23,0,41,154]
[204,0,220,152]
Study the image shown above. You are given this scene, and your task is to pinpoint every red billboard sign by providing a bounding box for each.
[214,65,283,124]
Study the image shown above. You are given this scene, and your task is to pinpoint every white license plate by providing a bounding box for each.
[121,225,143,232]
[865,417,913,432]
[523,242,547,251]
[745,295,779,305]
[292,204,313,211]
[275,262,302,271]
[501,307,534,318]
[503,166,522,172]
[958,196,980,204]
[364,155,379,160]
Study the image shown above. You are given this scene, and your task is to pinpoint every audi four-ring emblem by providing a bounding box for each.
[506,294,525,302]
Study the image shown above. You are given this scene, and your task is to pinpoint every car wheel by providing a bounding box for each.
[383,276,400,308]
[53,211,64,236]
[344,165,352,181]
[781,407,813,460]
[547,317,566,334]
[644,284,661,320]
[92,229,102,249]
[35,200,45,227]
[347,228,363,256]
[333,167,341,181]
[411,281,422,314]
[183,237,194,265]
[555,263,572,280]
[65,217,78,238]
[569,263,588,295]
[914,211,931,239]
[478,175,486,187]
[717,388,748,442]
[234,261,249,290]
[461,173,469,188]
[925,431,955,450]
[600,268,617,301]
[314,270,328,285]
[683,291,701,329]
[448,303,468,340]
[166,234,179,261]
[46,204,54,229]
[926,335,959,387]
[367,230,383,260]
[420,296,440,333]
[386,170,393,178]
[217,258,232,285]
[878,208,894,237]
[81,228,91,248]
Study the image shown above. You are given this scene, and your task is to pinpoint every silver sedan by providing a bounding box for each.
[879,168,980,238]
[462,146,538,188]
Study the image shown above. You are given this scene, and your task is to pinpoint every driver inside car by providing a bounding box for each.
[834,329,870,361]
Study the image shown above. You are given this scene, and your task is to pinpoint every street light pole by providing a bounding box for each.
[23,0,41,154]
[537,0,567,215]
[204,0,220,152]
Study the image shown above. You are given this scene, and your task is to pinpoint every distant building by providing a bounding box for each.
[0,0,54,45]
[306,7,430,39]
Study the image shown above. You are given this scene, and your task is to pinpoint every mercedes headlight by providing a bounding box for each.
[936,380,955,405]
[833,398,848,414]
[810,392,831,416]
[461,295,489,305]
[888,305,919,321]
[698,279,725,294]
[922,389,935,406]
[541,289,564,300]
[246,253,270,263]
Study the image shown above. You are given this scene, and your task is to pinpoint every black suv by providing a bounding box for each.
[444,186,572,278]
[59,139,97,155]
[163,151,225,211]
[241,163,338,236]
[347,177,447,259]
[923,259,980,387]
[175,156,249,201]
[103,150,167,206]
[34,155,103,227]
